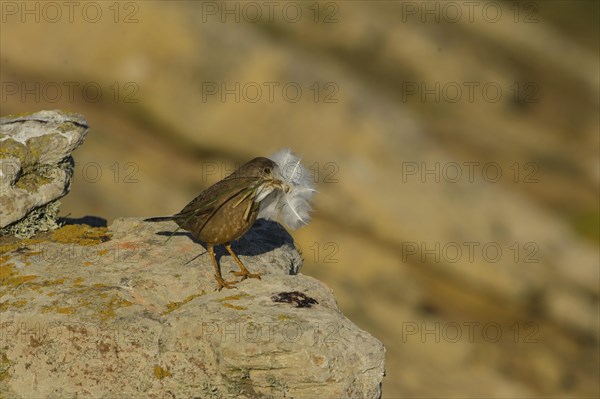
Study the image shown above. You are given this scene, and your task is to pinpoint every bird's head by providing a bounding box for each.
[229,157,287,203]
[222,150,314,229]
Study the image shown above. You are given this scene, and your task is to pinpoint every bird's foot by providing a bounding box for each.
[215,276,237,291]
[230,270,262,281]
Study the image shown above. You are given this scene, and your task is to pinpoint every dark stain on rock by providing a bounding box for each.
[271,291,318,308]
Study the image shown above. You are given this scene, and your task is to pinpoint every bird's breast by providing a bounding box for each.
[193,196,259,245]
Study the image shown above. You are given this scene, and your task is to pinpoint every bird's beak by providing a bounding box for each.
[272,178,290,193]
[254,179,289,204]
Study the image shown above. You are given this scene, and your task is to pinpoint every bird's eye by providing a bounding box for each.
[264,168,271,174]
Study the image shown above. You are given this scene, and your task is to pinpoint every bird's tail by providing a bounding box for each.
[145,216,175,222]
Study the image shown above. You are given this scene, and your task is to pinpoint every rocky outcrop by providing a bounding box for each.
[0,110,385,397]
[0,110,88,237]
[0,218,385,398]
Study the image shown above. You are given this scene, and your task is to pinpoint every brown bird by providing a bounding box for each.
[146,157,284,290]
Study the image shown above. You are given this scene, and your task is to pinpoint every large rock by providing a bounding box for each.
[0,110,88,235]
[0,218,386,398]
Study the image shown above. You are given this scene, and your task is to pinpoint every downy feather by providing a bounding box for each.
[258,149,316,230]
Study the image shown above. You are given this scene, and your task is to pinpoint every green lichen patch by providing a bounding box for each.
[55,121,82,134]
[222,303,247,311]
[0,139,26,167]
[0,274,38,289]
[0,263,38,288]
[0,262,14,277]
[0,237,41,256]
[19,277,68,295]
[163,292,205,315]
[41,305,75,315]
[72,277,85,286]
[153,365,172,379]
[96,249,110,256]
[92,283,108,289]
[1,266,71,295]
[201,382,222,398]
[8,283,135,321]
[50,224,111,246]
[13,171,52,191]
[219,292,249,302]
[218,292,250,311]
[0,156,76,239]
[12,162,59,190]
[19,251,43,259]
[0,132,76,174]
[0,299,28,312]
[97,293,133,321]
[23,134,50,168]
[41,278,65,286]
[1,222,111,256]
[44,287,133,321]
[224,367,263,398]
[266,374,289,396]
[0,353,14,382]
[0,201,62,239]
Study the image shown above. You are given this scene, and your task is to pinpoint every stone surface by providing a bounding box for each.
[0,218,385,398]
[0,110,88,231]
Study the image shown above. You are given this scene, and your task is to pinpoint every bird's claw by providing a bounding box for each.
[230,270,262,281]
[215,276,237,291]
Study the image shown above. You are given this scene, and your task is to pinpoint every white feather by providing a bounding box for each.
[258,149,316,230]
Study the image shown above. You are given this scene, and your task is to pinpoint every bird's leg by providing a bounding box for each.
[225,243,261,281]
[208,244,237,290]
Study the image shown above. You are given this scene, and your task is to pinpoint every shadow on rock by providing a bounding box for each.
[232,219,294,256]
[152,218,294,262]
[59,216,108,227]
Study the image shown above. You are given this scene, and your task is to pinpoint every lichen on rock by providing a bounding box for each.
[0,218,386,398]
[0,110,88,237]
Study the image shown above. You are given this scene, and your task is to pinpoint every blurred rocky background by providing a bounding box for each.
[1,1,598,397]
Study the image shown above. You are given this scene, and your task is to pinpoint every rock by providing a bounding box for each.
[0,218,385,398]
[0,110,88,235]
[0,157,20,189]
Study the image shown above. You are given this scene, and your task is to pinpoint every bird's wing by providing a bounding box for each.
[175,177,259,229]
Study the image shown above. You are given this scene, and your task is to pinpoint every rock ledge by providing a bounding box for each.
[0,217,385,398]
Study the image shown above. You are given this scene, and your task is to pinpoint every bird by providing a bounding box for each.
[146,151,315,291]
